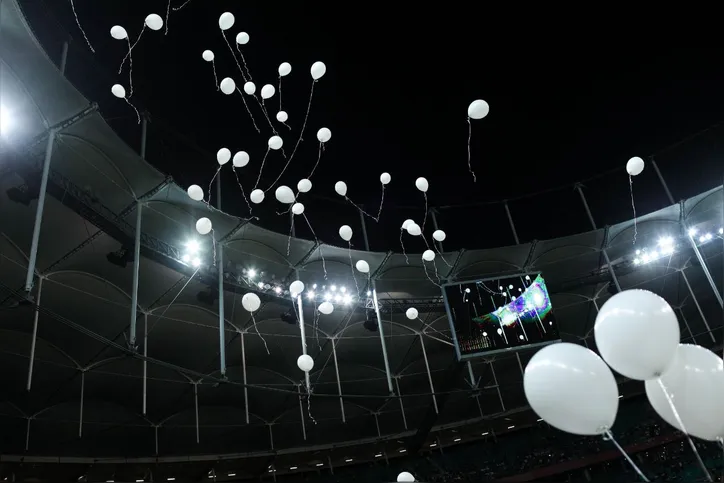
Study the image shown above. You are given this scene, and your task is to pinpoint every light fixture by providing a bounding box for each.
[375,453,383,457]
[340,286,347,293]
[453,438,461,442]
[313,283,317,289]
[274,286,282,294]
[345,458,353,462]
[324,292,332,301]
[186,240,200,253]
[289,467,297,470]
[167,479,175,482]
[227,473,236,477]
[307,291,315,299]
[316,463,323,467]
[429,443,437,447]
[688,228,697,237]
[192,257,201,267]
[719,228,723,235]
[247,269,257,278]
[537,418,543,422]
[507,425,515,429]
[343,295,352,304]
[399,449,406,453]
[366,290,372,296]
[481,432,489,436]
[136,480,144,482]
[257,282,264,289]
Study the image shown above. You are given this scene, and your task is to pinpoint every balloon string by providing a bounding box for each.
[221,31,248,83]
[313,308,321,350]
[172,0,193,11]
[415,317,451,341]
[250,313,270,355]
[234,88,260,133]
[123,97,141,125]
[422,262,440,287]
[467,118,477,183]
[302,213,327,280]
[307,143,324,180]
[256,98,282,140]
[211,61,220,91]
[69,0,95,53]
[210,229,217,267]
[232,167,254,216]
[629,175,638,245]
[286,220,294,257]
[119,27,144,74]
[287,80,316,164]
[306,386,317,425]
[205,166,222,208]
[345,196,378,222]
[399,230,409,265]
[252,148,270,191]
[656,378,713,481]
[348,242,360,295]
[375,184,386,222]
[235,43,252,81]
[164,0,171,35]
[421,192,428,231]
[602,430,650,482]
[434,245,454,267]
[278,76,282,112]
[125,37,135,98]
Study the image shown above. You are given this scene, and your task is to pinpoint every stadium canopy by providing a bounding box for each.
[0,0,722,479]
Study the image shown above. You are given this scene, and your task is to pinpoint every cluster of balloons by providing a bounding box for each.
[401,219,421,236]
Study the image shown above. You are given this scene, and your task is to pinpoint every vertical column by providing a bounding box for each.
[193,382,200,443]
[140,114,148,160]
[78,370,85,438]
[331,339,346,422]
[374,413,381,437]
[26,276,43,391]
[241,331,249,424]
[393,376,408,430]
[129,201,142,348]
[25,129,57,292]
[217,175,227,376]
[268,424,274,449]
[490,361,505,412]
[59,41,69,75]
[297,385,307,440]
[503,201,520,245]
[143,312,148,414]
[154,425,159,455]
[419,335,438,413]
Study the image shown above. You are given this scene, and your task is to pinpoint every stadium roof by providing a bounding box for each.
[0,0,722,479]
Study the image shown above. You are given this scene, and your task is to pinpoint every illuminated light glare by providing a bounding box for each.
[688,228,697,237]
[453,438,461,442]
[481,432,489,436]
[274,286,282,294]
[375,453,383,457]
[642,253,651,263]
[316,463,324,467]
[507,425,515,429]
[340,286,347,293]
[508,284,513,289]
[345,458,353,462]
[227,474,236,477]
[167,479,175,482]
[343,295,352,304]
[182,254,190,262]
[307,291,315,299]
[518,334,524,340]
[324,292,332,301]
[719,228,723,235]
[367,290,372,296]
[399,449,406,453]
[496,328,502,335]
[633,258,640,265]
[330,285,337,292]
[290,467,297,470]
[136,480,144,482]
[257,282,264,289]
[334,294,342,302]
[192,258,201,267]
[312,283,317,289]
[186,240,200,253]
[499,286,503,290]
[247,269,257,278]
[635,249,641,255]
[429,443,436,447]
[482,331,487,337]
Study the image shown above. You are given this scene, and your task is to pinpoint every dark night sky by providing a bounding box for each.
[23,1,724,251]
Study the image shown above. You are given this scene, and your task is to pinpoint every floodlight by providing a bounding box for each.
[247,269,257,278]
[306,291,315,299]
[192,257,201,267]
[186,240,200,253]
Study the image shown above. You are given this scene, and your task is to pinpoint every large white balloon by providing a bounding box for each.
[233,151,249,168]
[110,25,128,40]
[250,189,265,204]
[218,12,235,31]
[217,148,231,165]
[297,179,312,193]
[187,185,204,201]
[289,280,305,297]
[467,99,489,120]
[235,32,249,45]
[243,81,256,95]
[195,217,212,235]
[292,202,305,215]
[144,14,163,31]
[318,301,334,315]
[275,185,295,204]
[220,77,236,95]
[626,156,645,176]
[310,61,326,80]
[268,136,283,150]
[242,293,261,312]
[422,250,435,262]
[278,62,292,77]
[406,223,421,236]
[111,84,126,99]
[317,127,331,143]
[339,225,353,242]
[380,172,391,185]
[415,177,429,193]
[397,472,415,483]
[432,230,446,242]
[261,84,276,99]
[202,50,215,62]
[334,181,347,196]
[524,342,619,436]
[297,354,314,372]
[594,289,679,381]
[645,344,724,441]
[401,219,414,230]
[355,260,369,273]
[276,111,288,123]
[405,307,418,320]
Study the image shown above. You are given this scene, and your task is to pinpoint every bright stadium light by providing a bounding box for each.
[186,240,200,253]
[247,268,257,278]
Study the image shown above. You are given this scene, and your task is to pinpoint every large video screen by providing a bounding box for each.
[442,273,560,359]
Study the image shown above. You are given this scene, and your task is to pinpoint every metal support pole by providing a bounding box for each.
[25,129,57,292]
[430,210,444,252]
[651,160,676,206]
[140,115,148,160]
[677,308,697,344]
[296,294,311,391]
[576,185,621,292]
[360,208,394,395]
[503,202,520,245]
[297,385,307,441]
[25,418,31,451]
[129,201,142,348]
[59,41,69,75]
[374,413,381,437]
[419,335,438,414]
[217,175,227,376]
[490,361,505,412]
[268,424,274,449]
[154,426,159,455]
[78,371,85,438]
[143,312,147,415]
[681,269,716,342]
[327,455,334,474]
[330,339,346,422]
[193,383,200,443]
[240,331,249,424]
[515,353,525,377]
[26,276,43,391]
[466,361,476,387]
[393,377,408,430]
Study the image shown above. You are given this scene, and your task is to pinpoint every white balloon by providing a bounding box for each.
[250,189,265,204]
[380,172,391,185]
[216,148,231,165]
[202,50,215,62]
[297,179,312,193]
[310,61,326,80]
[318,301,334,315]
[235,32,249,45]
[292,202,305,215]
[422,250,435,262]
[415,177,429,193]
[243,81,256,95]
[355,260,370,273]
[241,292,261,312]
[268,136,283,150]
[594,289,679,381]
[233,151,249,168]
[317,127,332,143]
[111,84,126,99]
[401,219,414,230]
[397,472,415,483]
[220,77,236,95]
[405,307,418,320]
[334,181,347,196]
[297,354,314,372]
[645,344,724,441]
[144,14,163,31]
[110,25,128,40]
[626,156,645,176]
[339,225,353,242]
[218,12,235,31]
[195,217,212,235]
[432,230,446,242]
[261,84,276,99]
[275,185,295,204]
[276,111,288,123]
[289,280,305,297]
[406,223,421,236]
[187,184,204,201]
[467,99,490,120]
[524,342,619,436]
[278,62,292,77]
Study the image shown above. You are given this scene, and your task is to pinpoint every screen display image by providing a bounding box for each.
[442,273,560,359]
